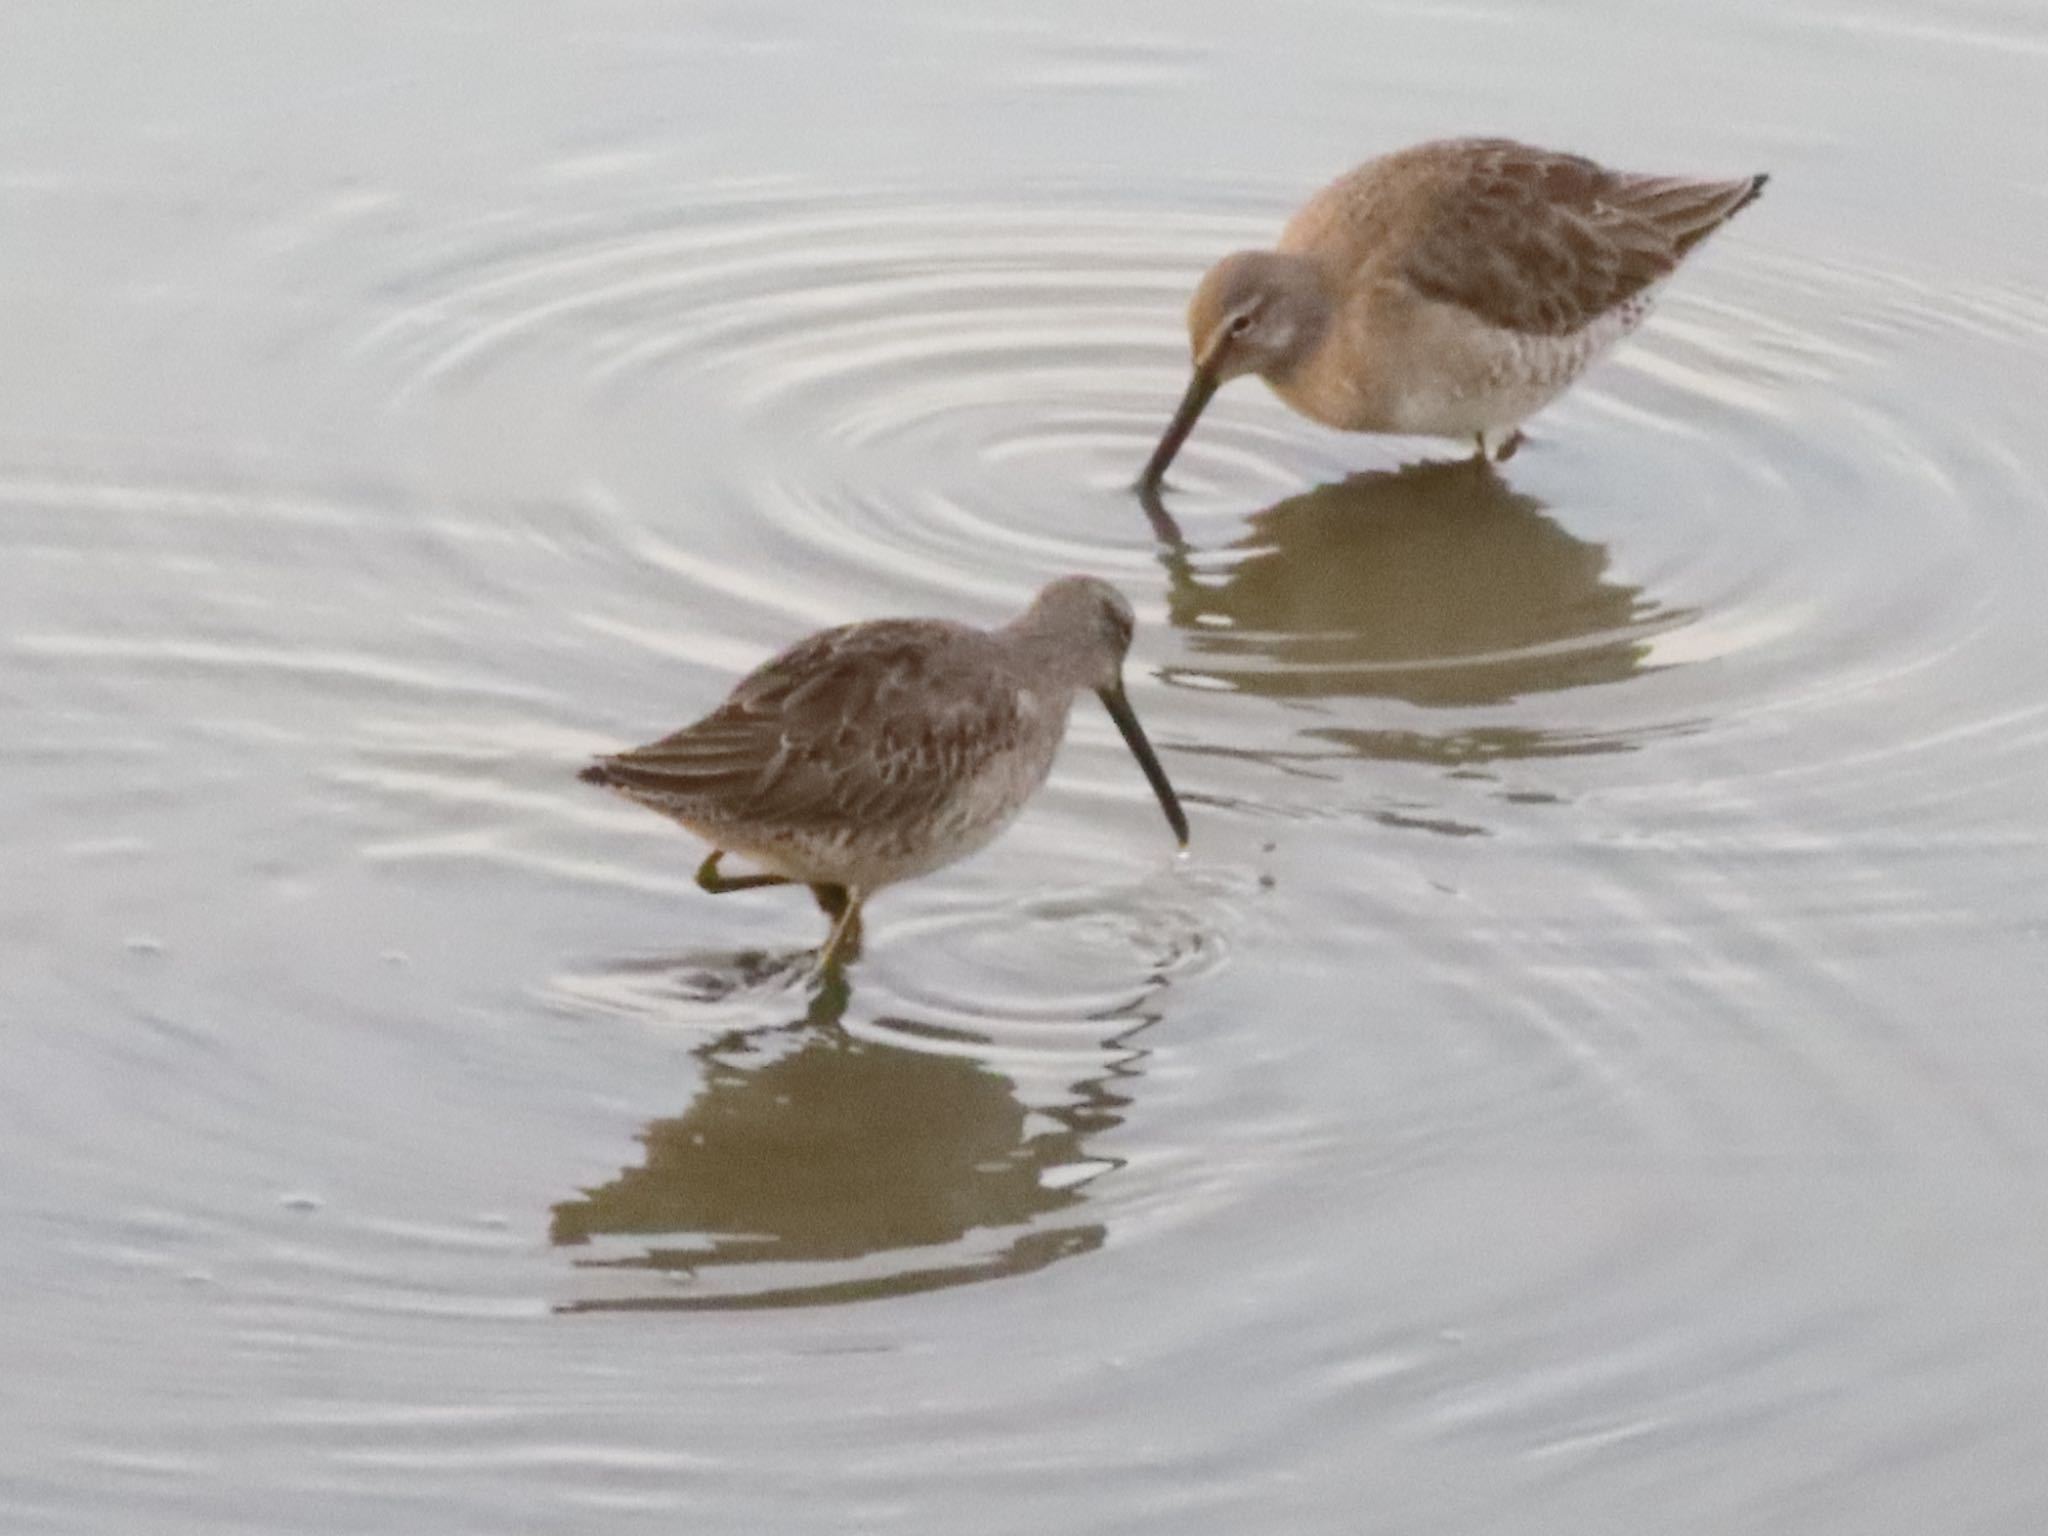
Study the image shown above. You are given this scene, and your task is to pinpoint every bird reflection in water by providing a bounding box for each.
[1144,458,1694,767]
[550,966,1154,1312]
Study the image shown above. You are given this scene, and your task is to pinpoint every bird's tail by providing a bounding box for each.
[1616,170,1769,255]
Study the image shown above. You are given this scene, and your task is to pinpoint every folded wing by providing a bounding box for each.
[1391,139,1765,337]
[583,620,1032,831]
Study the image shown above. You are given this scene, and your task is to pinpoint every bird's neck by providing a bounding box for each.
[998,616,1103,696]
[1262,255,1338,386]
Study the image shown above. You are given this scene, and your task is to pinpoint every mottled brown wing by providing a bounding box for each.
[1395,140,1761,337]
[589,619,1028,830]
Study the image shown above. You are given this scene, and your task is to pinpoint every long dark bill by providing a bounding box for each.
[1136,363,1219,494]
[1097,678,1190,848]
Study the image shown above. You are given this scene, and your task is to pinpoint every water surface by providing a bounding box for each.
[7,1,2048,1531]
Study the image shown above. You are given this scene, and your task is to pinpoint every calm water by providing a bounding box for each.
[7,1,2048,1531]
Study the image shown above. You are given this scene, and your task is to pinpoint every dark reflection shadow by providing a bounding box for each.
[550,972,1149,1312]
[1150,461,1691,726]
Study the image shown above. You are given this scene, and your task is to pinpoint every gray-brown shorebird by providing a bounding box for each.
[579,576,1189,971]
[1140,137,1768,490]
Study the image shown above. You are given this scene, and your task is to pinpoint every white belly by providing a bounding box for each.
[1390,292,1655,440]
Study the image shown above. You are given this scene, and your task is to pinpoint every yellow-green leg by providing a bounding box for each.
[1474,428,1526,463]
[813,888,866,975]
[695,850,790,894]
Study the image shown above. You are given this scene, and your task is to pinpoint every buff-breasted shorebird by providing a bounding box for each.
[1139,137,1768,491]
[579,576,1189,971]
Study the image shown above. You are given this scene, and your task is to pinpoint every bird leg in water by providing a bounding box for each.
[813,891,866,974]
[694,850,792,894]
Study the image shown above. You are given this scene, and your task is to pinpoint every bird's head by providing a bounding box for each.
[1140,250,1331,492]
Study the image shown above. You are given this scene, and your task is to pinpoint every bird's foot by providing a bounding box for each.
[695,850,793,895]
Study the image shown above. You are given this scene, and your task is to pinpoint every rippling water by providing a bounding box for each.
[8,1,2048,1531]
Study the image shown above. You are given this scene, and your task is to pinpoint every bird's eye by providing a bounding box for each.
[1227,313,1255,336]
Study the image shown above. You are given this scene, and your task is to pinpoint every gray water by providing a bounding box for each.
[7,2,2048,1531]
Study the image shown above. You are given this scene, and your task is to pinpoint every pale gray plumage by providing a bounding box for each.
[580,576,1187,969]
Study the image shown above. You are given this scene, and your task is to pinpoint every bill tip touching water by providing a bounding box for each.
[1139,136,1769,494]
[579,575,1187,973]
